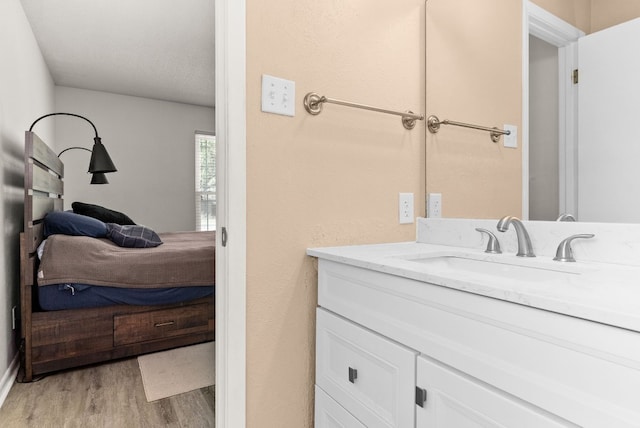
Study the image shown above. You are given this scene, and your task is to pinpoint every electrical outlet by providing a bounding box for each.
[399,193,414,224]
[428,193,442,218]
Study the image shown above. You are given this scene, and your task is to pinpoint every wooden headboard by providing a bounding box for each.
[23,131,64,251]
[21,131,64,315]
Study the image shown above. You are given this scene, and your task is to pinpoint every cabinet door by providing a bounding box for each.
[315,385,367,428]
[316,308,416,428]
[415,356,578,428]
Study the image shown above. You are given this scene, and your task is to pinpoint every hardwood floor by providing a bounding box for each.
[0,358,214,428]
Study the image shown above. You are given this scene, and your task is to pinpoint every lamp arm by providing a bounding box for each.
[29,112,99,138]
[58,146,92,157]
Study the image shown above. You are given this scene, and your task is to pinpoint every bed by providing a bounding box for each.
[19,131,215,381]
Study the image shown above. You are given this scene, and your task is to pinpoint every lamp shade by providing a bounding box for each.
[89,137,117,173]
[90,172,109,184]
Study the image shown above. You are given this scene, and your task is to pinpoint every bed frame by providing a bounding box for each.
[19,131,214,381]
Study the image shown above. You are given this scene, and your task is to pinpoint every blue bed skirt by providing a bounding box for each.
[38,283,214,311]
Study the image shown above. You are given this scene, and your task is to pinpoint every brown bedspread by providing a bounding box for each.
[38,231,215,288]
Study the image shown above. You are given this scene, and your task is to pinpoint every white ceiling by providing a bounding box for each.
[20,0,215,107]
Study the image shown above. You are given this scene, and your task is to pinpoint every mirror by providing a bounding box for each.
[529,4,640,223]
[426,0,640,223]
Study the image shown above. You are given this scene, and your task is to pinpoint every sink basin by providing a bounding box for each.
[402,254,581,282]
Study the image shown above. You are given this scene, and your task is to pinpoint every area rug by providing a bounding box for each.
[137,341,215,402]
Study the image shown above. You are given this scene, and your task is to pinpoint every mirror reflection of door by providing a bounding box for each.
[577,18,640,223]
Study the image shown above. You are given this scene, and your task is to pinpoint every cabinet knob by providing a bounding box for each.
[348,367,358,383]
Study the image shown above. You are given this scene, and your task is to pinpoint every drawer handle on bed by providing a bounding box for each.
[154,321,175,328]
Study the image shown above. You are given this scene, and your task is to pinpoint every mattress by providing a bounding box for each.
[38,283,214,311]
[38,231,215,288]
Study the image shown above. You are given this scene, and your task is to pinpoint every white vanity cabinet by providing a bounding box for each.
[314,258,640,428]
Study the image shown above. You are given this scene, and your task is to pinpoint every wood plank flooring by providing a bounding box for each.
[0,358,214,428]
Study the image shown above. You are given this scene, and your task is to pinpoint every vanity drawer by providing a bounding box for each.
[316,308,416,428]
[315,385,367,428]
[114,303,210,346]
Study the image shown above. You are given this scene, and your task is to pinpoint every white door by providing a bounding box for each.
[577,18,640,222]
[415,356,577,427]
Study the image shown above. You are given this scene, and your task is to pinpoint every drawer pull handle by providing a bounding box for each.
[415,387,427,407]
[154,321,175,327]
[348,367,358,383]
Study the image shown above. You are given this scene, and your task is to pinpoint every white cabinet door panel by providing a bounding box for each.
[416,355,578,428]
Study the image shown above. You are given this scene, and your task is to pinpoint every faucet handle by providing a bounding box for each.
[556,213,576,222]
[553,234,595,262]
[475,228,502,254]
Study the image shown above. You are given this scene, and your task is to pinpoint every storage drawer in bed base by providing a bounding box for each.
[27,296,214,378]
[114,303,211,346]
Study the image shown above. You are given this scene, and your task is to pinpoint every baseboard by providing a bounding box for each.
[0,354,19,409]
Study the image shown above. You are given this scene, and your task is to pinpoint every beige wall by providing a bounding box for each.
[246,0,425,426]
[243,1,640,426]
[426,0,523,219]
[532,0,640,34]
[591,0,640,32]
[532,0,591,32]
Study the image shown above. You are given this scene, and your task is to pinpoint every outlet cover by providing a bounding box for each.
[399,193,414,224]
[503,124,518,148]
[261,74,295,116]
[428,193,442,218]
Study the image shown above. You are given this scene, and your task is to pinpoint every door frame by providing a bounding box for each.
[215,0,247,427]
[522,1,583,219]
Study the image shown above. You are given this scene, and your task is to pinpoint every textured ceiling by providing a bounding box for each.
[20,0,215,107]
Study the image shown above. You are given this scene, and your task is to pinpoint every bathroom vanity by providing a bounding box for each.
[308,218,640,428]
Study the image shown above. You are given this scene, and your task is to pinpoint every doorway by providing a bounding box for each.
[523,1,583,220]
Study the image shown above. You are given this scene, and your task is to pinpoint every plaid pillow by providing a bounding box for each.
[105,223,163,248]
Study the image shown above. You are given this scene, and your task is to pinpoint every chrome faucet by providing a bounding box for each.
[496,216,535,257]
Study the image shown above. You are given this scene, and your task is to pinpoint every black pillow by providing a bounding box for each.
[72,202,136,225]
[105,223,163,248]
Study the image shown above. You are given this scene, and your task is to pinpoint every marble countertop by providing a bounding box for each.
[307,240,640,333]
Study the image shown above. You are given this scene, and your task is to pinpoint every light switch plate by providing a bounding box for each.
[503,124,518,148]
[261,74,295,116]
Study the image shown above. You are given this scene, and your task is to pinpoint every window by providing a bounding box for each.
[195,132,216,231]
